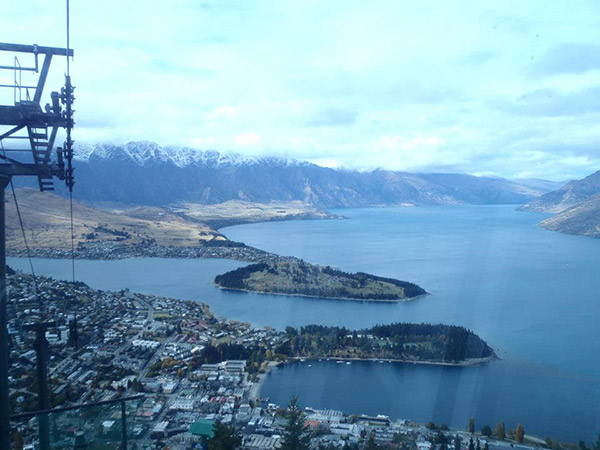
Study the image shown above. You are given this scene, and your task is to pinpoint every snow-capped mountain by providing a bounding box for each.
[74,141,308,169]
[48,141,552,208]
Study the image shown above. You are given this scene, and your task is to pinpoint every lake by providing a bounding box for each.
[8,205,600,441]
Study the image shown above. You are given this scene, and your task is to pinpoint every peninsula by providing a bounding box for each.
[276,323,496,364]
[214,260,427,301]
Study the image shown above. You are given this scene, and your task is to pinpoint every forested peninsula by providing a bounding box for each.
[214,260,426,301]
[203,323,495,369]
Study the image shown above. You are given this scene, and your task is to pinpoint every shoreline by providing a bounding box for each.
[214,284,427,303]
[285,355,497,367]
[248,361,281,401]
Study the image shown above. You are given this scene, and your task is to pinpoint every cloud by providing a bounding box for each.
[455,50,501,66]
[491,85,600,117]
[529,43,600,78]
[207,106,238,121]
[234,132,261,147]
[306,109,358,127]
[4,0,600,181]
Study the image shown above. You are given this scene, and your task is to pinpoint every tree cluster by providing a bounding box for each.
[276,323,493,362]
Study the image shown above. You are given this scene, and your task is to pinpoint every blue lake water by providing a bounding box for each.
[8,205,600,441]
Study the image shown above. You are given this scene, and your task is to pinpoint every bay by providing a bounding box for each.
[8,205,600,441]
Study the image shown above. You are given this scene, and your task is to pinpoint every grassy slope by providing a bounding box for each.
[5,188,223,252]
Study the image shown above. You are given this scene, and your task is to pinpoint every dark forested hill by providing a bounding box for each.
[276,323,495,363]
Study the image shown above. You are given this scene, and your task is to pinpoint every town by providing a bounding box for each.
[7,269,542,450]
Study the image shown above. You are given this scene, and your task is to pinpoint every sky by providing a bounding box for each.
[3,0,600,180]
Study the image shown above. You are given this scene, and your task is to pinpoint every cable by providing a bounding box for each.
[0,140,40,304]
[69,192,75,282]
[66,0,70,77]
[66,0,75,283]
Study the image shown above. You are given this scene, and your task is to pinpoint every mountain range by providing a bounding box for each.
[539,193,600,238]
[35,141,558,208]
[518,170,600,238]
[519,170,600,214]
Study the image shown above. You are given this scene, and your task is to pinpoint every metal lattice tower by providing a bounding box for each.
[0,42,75,450]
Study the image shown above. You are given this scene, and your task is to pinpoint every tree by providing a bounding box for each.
[208,421,242,450]
[454,434,462,450]
[366,431,378,450]
[468,438,475,450]
[515,424,525,444]
[481,425,492,437]
[280,397,310,450]
[468,417,475,434]
[495,421,505,441]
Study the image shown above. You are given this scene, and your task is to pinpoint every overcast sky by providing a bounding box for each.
[4,1,600,180]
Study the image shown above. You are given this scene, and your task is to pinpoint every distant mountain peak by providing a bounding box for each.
[73,141,309,169]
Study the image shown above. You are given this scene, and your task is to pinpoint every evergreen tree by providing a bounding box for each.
[468,417,475,434]
[468,438,474,450]
[365,431,378,450]
[280,397,310,450]
[483,443,489,450]
[454,434,462,450]
[476,439,481,450]
[481,425,492,437]
[515,424,525,444]
[208,421,241,450]
[495,422,506,441]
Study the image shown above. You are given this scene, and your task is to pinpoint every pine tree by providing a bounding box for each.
[468,438,474,450]
[280,397,310,450]
[515,424,525,444]
[468,417,475,434]
[495,422,505,441]
[366,431,378,450]
[454,434,462,450]
[208,421,242,450]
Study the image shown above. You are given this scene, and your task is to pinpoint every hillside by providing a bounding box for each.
[4,188,224,253]
[214,260,427,301]
[171,200,340,229]
[539,193,600,238]
[6,188,338,257]
[21,141,554,208]
[520,170,600,213]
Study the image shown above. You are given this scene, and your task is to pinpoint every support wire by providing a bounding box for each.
[0,140,40,305]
